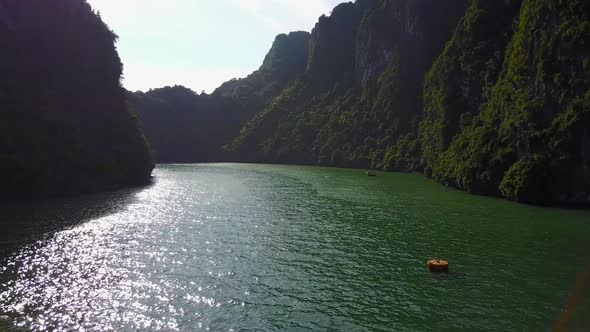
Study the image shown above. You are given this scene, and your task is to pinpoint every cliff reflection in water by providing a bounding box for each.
[0,185,151,255]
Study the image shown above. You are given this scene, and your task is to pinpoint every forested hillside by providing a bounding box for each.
[127,86,254,163]
[131,0,590,205]
[229,0,469,166]
[129,31,310,162]
[0,0,154,200]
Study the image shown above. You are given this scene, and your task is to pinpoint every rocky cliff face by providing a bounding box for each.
[359,0,469,145]
[134,0,590,206]
[354,0,468,90]
[433,0,590,204]
[214,31,311,99]
[230,0,469,166]
[0,0,154,201]
[421,0,523,174]
[307,2,362,89]
[226,0,590,205]
[260,31,311,85]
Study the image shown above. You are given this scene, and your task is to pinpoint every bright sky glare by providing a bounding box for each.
[86,0,347,93]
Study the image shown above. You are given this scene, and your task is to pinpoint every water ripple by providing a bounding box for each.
[0,164,589,331]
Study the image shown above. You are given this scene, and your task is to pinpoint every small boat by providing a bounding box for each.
[366,171,377,177]
[427,259,449,273]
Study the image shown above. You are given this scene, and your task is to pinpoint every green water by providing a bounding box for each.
[0,163,589,331]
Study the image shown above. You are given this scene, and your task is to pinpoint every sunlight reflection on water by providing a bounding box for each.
[0,168,226,331]
[0,164,589,331]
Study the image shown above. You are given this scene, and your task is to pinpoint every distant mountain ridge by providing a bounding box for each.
[131,0,590,206]
[129,31,311,163]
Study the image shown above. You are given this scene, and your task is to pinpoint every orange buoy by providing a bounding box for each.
[427,259,449,273]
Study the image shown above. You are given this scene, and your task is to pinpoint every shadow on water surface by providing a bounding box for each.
[0,183,153,255]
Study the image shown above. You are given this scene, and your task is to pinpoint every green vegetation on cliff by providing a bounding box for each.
[229,0,469,169]
[420,0,523,175]
[0,0,154,200]
[432,0,590,204]
[132,0,590,205]
[129,32,311,163]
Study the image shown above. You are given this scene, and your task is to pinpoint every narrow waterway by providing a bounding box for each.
[1,164,589,331]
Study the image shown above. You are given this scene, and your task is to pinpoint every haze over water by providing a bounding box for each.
[1,164,589,331]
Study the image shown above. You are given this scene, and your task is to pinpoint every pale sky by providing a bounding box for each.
[86,0,347,93]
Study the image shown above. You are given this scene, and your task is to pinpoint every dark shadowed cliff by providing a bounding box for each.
[0,0,154,200]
